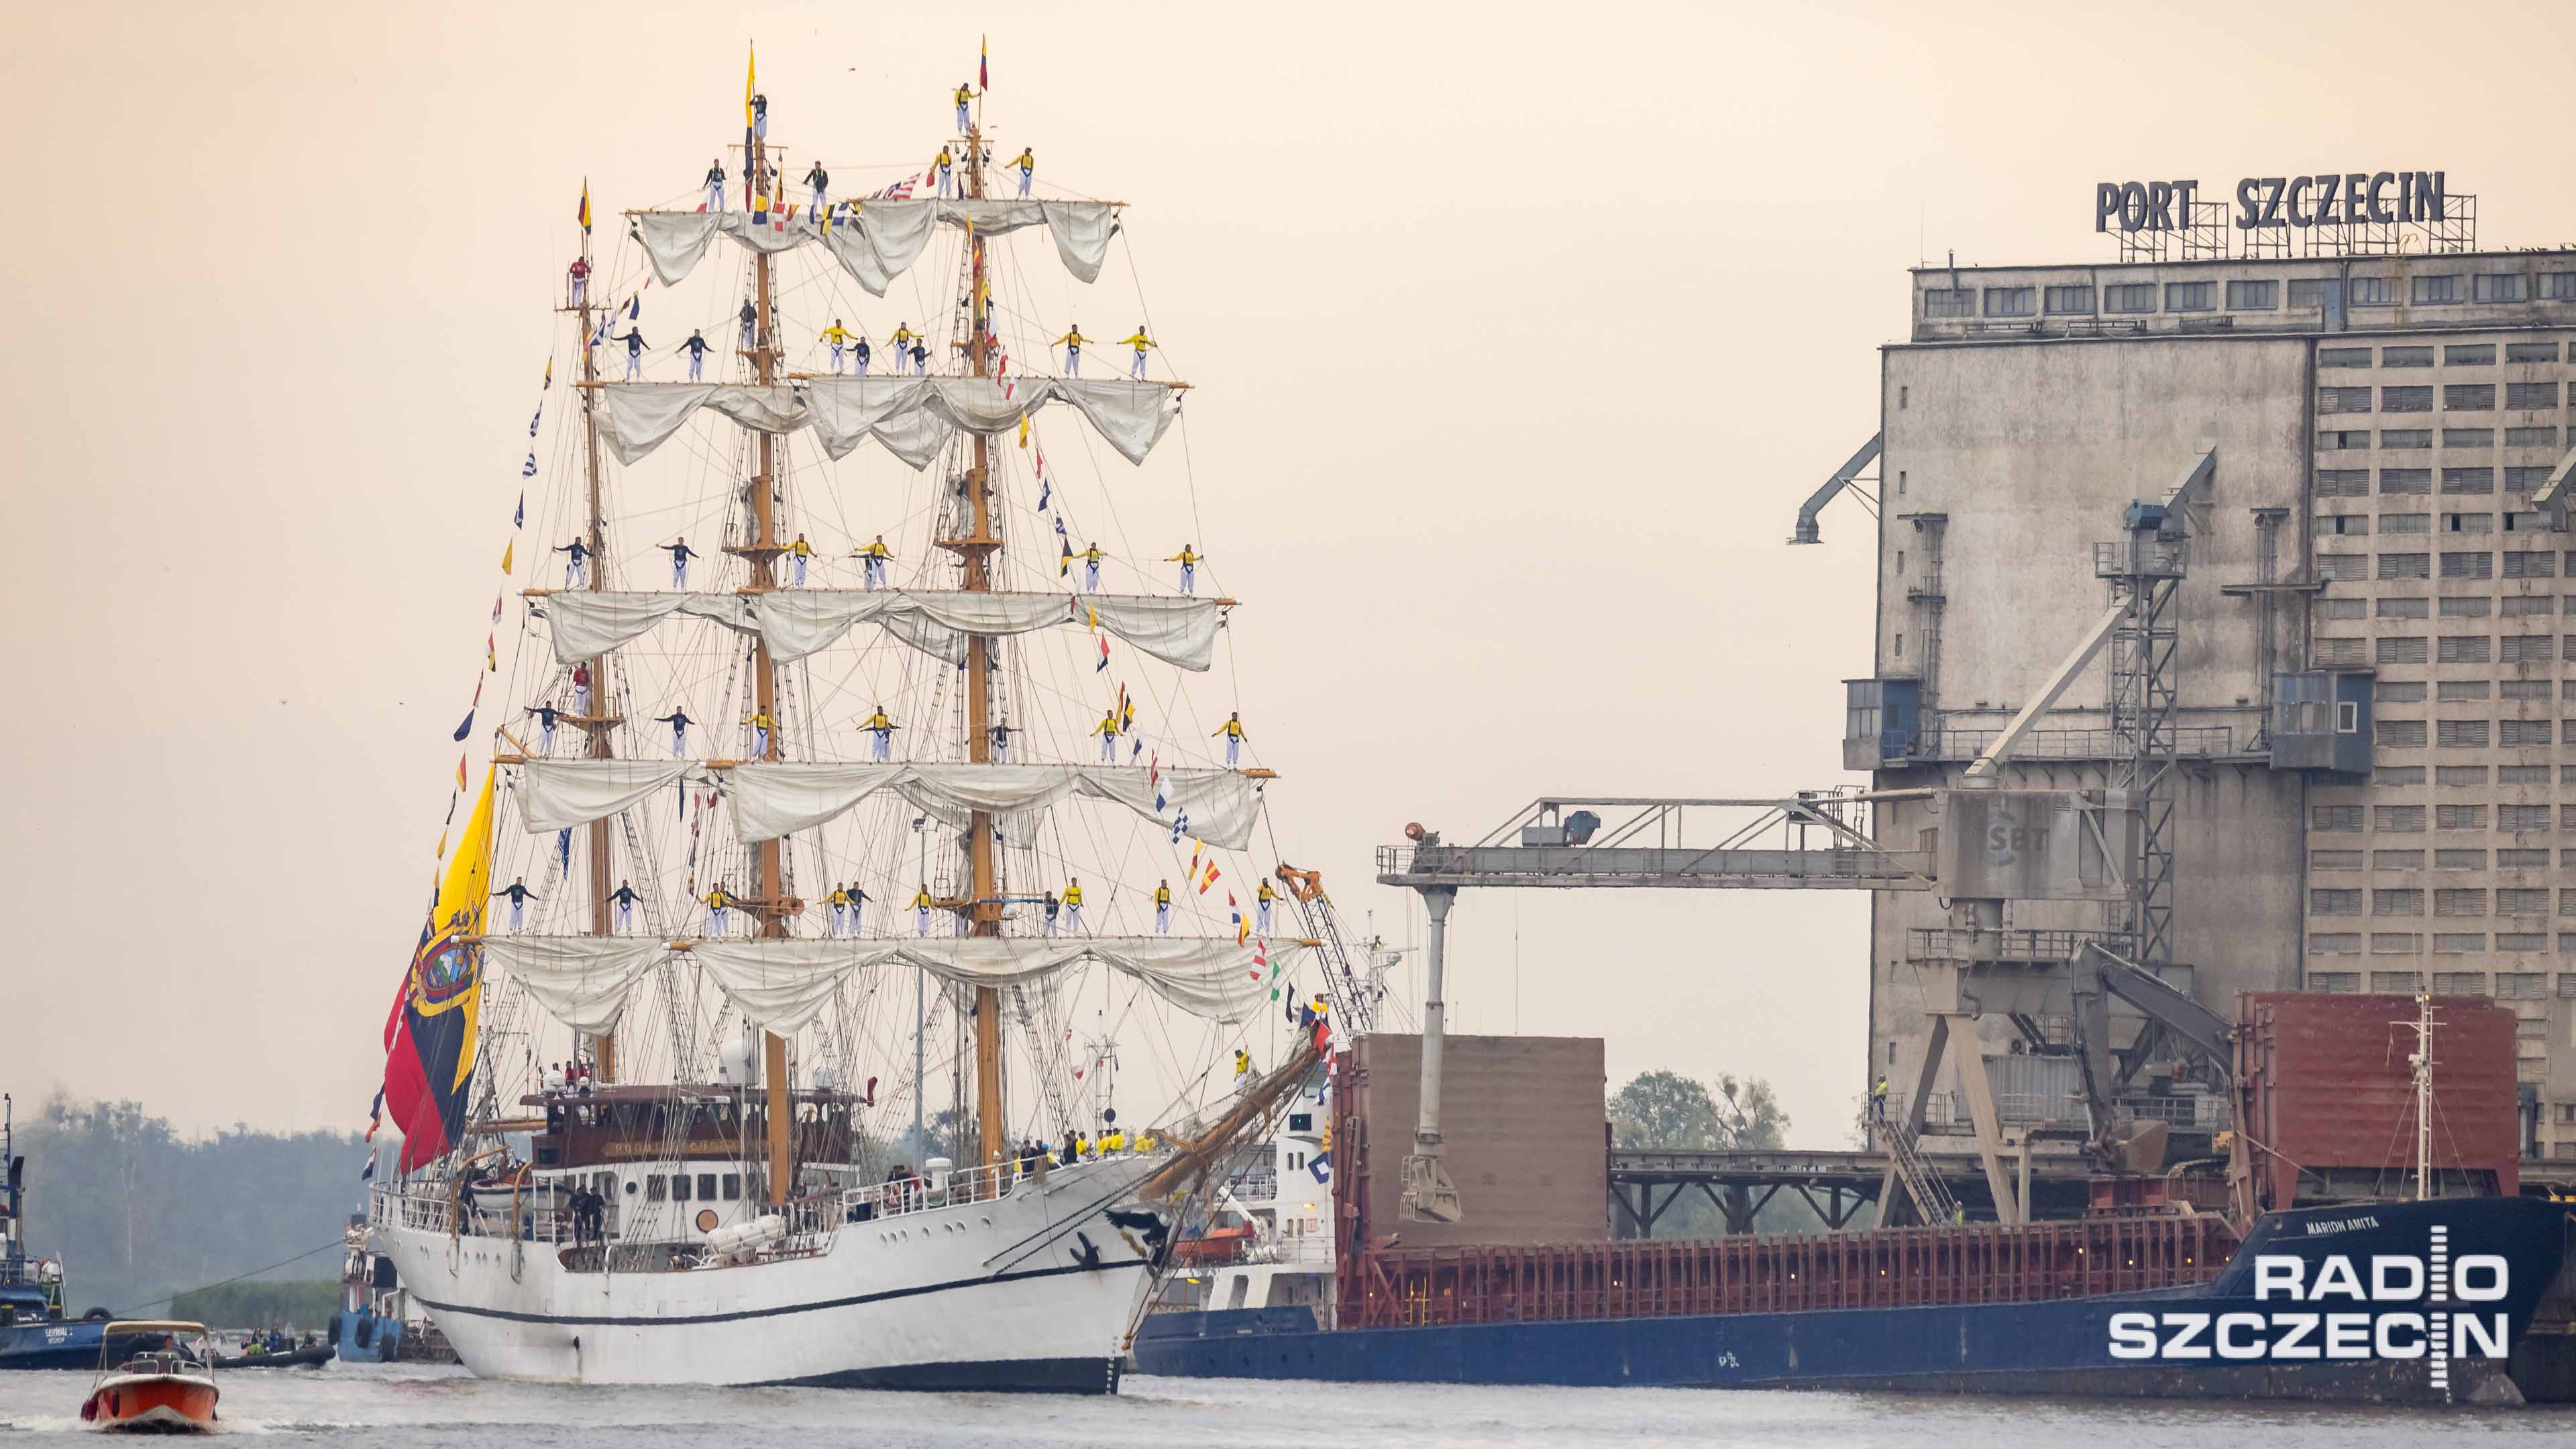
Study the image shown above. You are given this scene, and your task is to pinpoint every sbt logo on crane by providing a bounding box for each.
[2108,1224,2508,1367]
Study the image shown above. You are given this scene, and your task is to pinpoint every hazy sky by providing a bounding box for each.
[7,1,2575,1148]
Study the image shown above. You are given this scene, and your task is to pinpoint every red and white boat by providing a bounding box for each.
[78,1322,217,1434]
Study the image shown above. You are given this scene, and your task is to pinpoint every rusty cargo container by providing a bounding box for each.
[1336,1034,1609,1249]
[2233,991,2520,1213]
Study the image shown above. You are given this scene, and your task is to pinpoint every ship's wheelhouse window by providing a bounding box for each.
[698,1173,719,1201]
[646,1175,667,1201]
[672,1173,692,1201]
[722,1174,743,1201]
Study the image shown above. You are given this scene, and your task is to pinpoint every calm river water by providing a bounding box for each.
[5,1362,2573,1446]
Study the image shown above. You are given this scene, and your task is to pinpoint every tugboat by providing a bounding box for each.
[78,1322,218,1433]
[0,1096,131,1371]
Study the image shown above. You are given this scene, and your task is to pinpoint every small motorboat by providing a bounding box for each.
[213,1341,333,1370]
[78,1322,217,1434]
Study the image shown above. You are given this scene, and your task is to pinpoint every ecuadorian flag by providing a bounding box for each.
[382,766,495,1171]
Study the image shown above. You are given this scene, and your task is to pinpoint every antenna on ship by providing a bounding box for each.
[2405,993,2440,1201]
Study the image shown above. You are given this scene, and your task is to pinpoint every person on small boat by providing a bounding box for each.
[989,720,1017,763]
[1234,1048,1252,1084]
[568,255,589,308]
[1042,890,1061,936]
[909,339,928,375]
[492,877,540,931]
[572,661,593,714]
[857,534,892,588]
[826,883,853,935]
[1076,541,1106,592]
[528,701,560,754]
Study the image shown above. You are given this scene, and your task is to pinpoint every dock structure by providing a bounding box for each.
[1605,1146,2106,1236]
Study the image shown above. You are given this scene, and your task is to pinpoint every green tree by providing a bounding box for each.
[1609,1070,1789,1152]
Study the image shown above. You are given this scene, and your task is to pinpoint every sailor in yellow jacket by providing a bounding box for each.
[790,533,814,586]
[912,883,935,936]
[857,534,892,590]
[1233,1047,1252,1084]
[890,322,921,374]
[702,883,741,937]
[1167,544,1203,596]
[1075,541,1106,592]
[1053,325,1088,376]
[859,705,899,761]
[1091,706,1120,763]
[1120,324,1155,378]
[953,82,977,133]
[1153,879,1173,934]
[932,146,955,199]
[1255,877,1277,933]
[824,883,853,936]
[819,320,853,375]
[1010,146,1035,197]
[1063,878,1085,932]
[743,709,775,760]
[1212,710,1248,766]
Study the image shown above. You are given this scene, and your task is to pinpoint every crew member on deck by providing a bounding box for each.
[655,706,694,757]
[954,82,976,132]
[890,323,920,374]
[1077,542,1106,592]
[1255,877,1276,933]
[989,720,1017,763]
[1871,1075,1890,1122]
[932,146,954,199]
[820,320,853,375]
[738,299,759,354]
[1212,710,1248,765]
[1120,324,1155,378]
[529,701,561,755]
[860,705,899,761]
[661,537,698,588]
[1063,877,1085,932]
[681,328,710,382]
[568,256,590,308]
[618,327,648,380]
[1091,707,1120,762]
[1234,1048,1252,1084]
[1154,879,1173,934]
[1054,325,1088,376]
[703,159,727,211]
[493,876,540,932]
[1167,544,1202,596]
[703,883,740,936]
[610,879,641,933]
[745,708,775,760]
[912,883,934,936]
[857,535,892,589]
[804,160,829,217]
[1010,147,1035,197]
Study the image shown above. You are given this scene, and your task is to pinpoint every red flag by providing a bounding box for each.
[979,36,988,90]
[1200,864,1222,895]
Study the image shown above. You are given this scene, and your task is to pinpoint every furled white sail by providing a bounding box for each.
[633,201,1116,293]
[688,935,1298,1034]
[520,761,702,832]
[596,376,1180,470]
[479,936,667,1035]
[540,589,1218,671]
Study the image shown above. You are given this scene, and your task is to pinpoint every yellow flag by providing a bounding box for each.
[500,539,514,575]
[1019,415,1030,449]
[1087,602,1099,631]
[744,43,757,126]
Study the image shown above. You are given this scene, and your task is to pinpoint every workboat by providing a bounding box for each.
[0,1102,138,1372]
[78,1323,218,1434]
[365,42,1354,1391]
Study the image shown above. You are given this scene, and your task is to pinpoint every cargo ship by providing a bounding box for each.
[1135,1004,2576,1404]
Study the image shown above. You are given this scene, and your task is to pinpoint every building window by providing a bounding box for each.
[2375,849,2425,869]
[671,1173,692,1201]
[2382,429,2433,449]
[1899,386,1908,409]
[2506,341,2560,363]
[2316,468,2369,498]
[2104,282,2157,314]
[2436,674,2487,692]
[2320,386,2373,414]
[2314,804,2363,830]
[2383,345,2435,368]
[2376,800,2428,827]
[2352,276,2397,307]
[2381,682,2429,703]
[1923,288,1973,317]
[2380,468,2431,494]
[2506,382,2560,409]
[2380,513,2430,535]
[2312,849,2363,869]
[2381,596,2432,618]
[2434,718,2490,745]
[2410,274,2462,305]
[2316,637,2367,664]
[2323,598,2369,620]
[1983,286,2035,317]
[2383,385,2434,413]
[2373,889,2424,916]
[2443,512,2493,533]
[2311,889,2361,916]
[2501,718,2555,746]
[2504,553,2557,580]
[2439,551,2493,579]
[2290,278,2334,309]
[2165,281,2215,312]
[2503,804,2555,832]
[2500,632,2555,659]
[2474,275,2528,303]
[2225,279,2278,311]
[2506,426,2561,448]
[2538,273,2576,301]
[2435,804,2487,830]
[2436,765,2488,785]
[2443,429,2496,448]
[2441,467,2496,494]
[2445,384,2496,411]
[2043,284,2094,315]
[2500,844,2552,862]
[2319,429,2372,450]
[2319,345,2372,367]
[2447,345,2499,366]
[2308,968,2362,989]
[2434,888,2488,916]
[2316,514,2367,536]
[2374,635,2427,663]
[2373,969,2425,990]
[2497,971,2547,996]
[2430,968,2487,990]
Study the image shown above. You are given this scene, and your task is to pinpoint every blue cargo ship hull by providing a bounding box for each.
[0,1319,128,1371]
[1135,1197,2573,1403]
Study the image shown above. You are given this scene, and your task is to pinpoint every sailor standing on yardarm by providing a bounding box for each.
[661,537,698,588]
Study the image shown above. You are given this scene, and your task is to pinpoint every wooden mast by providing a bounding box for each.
[745,126,796,1205]
[576,180,619,1085]
[957,113,1007,1171]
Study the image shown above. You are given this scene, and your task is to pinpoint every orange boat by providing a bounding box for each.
[78,1322,218,1434]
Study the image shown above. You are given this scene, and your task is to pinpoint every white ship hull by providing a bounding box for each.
[374,1159,1166,1392]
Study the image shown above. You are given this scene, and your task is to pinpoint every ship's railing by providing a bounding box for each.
[1244,1234,1334,1267]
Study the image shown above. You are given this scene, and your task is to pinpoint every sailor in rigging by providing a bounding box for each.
[1010,146,1035,197]
[803,160,829,218]
[554,538,591,588]
[1091,706,1120,763]
[1042,890,1062,936]
[909,337,929,376]
[528,701,561,755]
[1053,324,1087,376]
[1167,544,1203,596]
[609,879,642,934]
[912,883,935,936]
[1077,541,1106,592]
[819,319,853,374]
[1234,1048,1252,1085]
[953,81,976,132]
[989,720,1018,763]
[888,322,920,374]
[617,326,647,380]
[857,535,892,589]
[744,708,775,760]
[1154,879,1173,934]
[846,883,870,935]
[738,299,759,354]
[568,256,589,309]
[859,705,899,761]
[661,537,698,588]
[751,91,767,140]
[703,883,741,936]
[492,876,540,932]
[703,158,726,212]
[1255,877,1276,933]
[826,883,853,936]
[572,661,593,715]
[853,333,873,374]
[1063,877,1085,932]
[680,328,710,382]
[932,146,954,199]
[1212,710,1248,765]
[1120,324,1155,378]
[655,706,694,757]
[791,533,814,586]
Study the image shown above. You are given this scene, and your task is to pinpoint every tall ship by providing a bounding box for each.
[366,46,1324,1393]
